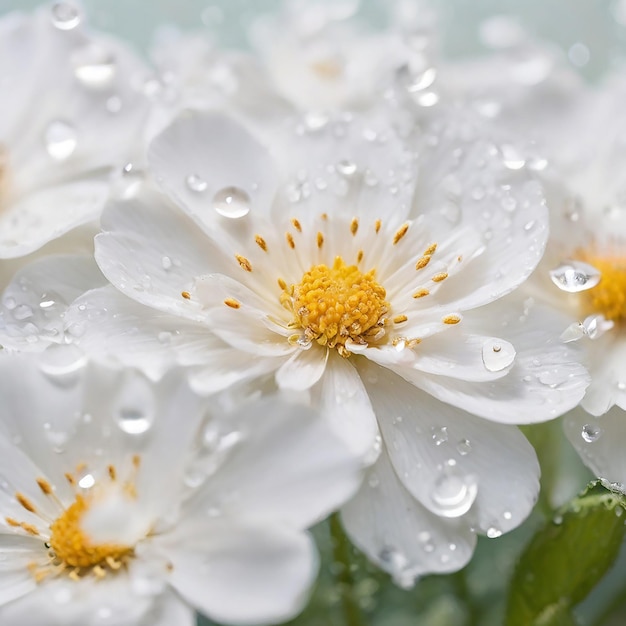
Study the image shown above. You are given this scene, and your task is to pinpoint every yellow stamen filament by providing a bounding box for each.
[443,315,461,325]
[350,218,359,236]
[235,255,253,272]
[281,256,389,357]
[393,223,409,245]
[224,298,241,309]
[255,235,268,252]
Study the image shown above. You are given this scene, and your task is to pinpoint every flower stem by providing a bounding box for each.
[329,513,366,626]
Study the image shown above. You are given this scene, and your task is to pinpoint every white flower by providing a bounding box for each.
[73,109,589,581]
[0,355,361,625]
[0,4,148,260]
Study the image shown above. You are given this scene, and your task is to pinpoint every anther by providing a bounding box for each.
[224,298,241,309]
[254,235,268,252]
[286,233,295,249]
[415,256,432,270]
[443,315,461,324]
[36,478,54,496]
[16,493,37,514]
[393,315,408,324]
[393,223,409,245]
[413,288,430,298]
[350,218,359,236]
[432,272,448,283]
[291,218,302,232]
[235,255,253,272]
[375,219,381,233]
[317,232,324,248]
[181,291,191,300]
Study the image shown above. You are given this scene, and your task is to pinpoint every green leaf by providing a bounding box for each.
[506,481,626,626]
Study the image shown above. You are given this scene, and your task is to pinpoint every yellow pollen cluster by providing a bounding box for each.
[282,256,389,357]
[579,253,626,323]
[49,495,133,570]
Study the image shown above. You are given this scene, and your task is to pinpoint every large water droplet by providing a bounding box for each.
[378,546,415,589]
[72,44,116,89]
[501,144,526,170]
[78,473,95,490]
[212,186,251,218]
[431,426,448,445]
[44,121,77,161]
[430,471,478,518]
[561,314,614,343]
[581,423,602,443]
[51,2,80,30]
[113,375,155,436]
[481,339,516,372]
[549,260,601,293]
[39,344,86,383]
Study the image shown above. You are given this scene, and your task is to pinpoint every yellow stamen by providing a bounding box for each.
[16,493,37,514]
[350,218,359,236]
[415,256,432,270]
[393,315,408,324]
[443,315,461,325]
[255,235,268,252]
[224,298,241,309]
[291,218,302,232]
[432,272,448,283]
[317,232,324,249]
[375,219,381,233]
[286,233,295,249]
[578,250,626,323]
[393,223,409,245]
[181,291,191,300]
[413,288,430,299]
[235,255,253,272]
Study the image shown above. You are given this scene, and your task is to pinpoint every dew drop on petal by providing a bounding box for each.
[51,2,80,30]
[560,322,586,343]
[114,375,155,435]
[581,423,602,443]
[582,314,614,340]
[486,526,502,538]
[72,44,117,89]
[431,426,448,445]
[430,471,478,518]
[501,144,526,170]
[185,174,207,193]
[481,339,516,372]
[116,408,153,435]
[44,120,77,161]
[337,159,358,177]
[78,473,95,490]
[212,186,250,218]
[456,438,472,455]
[549,260,601,293]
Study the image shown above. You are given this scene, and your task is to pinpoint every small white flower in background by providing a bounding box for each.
[0,355,362,625]
[0,3,148,260]
[68,107,589,584]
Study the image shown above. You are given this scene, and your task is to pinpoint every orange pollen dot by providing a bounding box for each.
[576,249,626,324]
[393,223,409,244]
[413,288,430,299]
[317,232,324,248]
[235,255,253,272]
[286,232,295,249]
[255,235,268,252]
[432,272,448,283]
[443,315,461,325]
[291,218,302,232]
[280,256,389,358]
[181,291,191,300]
[49,495,133,571]
[224,298,241,309]
[350,218,359,236]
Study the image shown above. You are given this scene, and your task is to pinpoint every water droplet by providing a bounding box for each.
[549,260,601,293]
[431,426,448,445]
[183,465,206,489]
[503,510,513,520]
[378,546,415,589]
[12,304,33,321]
[39,344,86,382]
[456,439,471,455]
[44,120,77,161]
[3,296,16,310]
[582,314,614,339]
[430,471,478,518]
[161,256,172,270]
[72,44,116,88]
[501,144,526,170]
[51,2,80,30]
[581,423,602,443]
[486,526,502,538]
[481,339,516,372]
[116,408,153,435]
[553,514,563,525]
[337,159,358,177]
[303,112,329,132]
[114,375,155,435]
[212,186,250,218]
[216,430,243,453]
[78,473,95,489]
[185,174,207,193]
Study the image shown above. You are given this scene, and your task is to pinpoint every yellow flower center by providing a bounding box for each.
[281,256,389,357]
[579,252,626,323]
[49,495,133,570]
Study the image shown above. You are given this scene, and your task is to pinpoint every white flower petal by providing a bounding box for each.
[148,110,279,227]
[362,361,539,534]
[563,405,626,486]
[189,397,362,528]
[0,254,106,351]
[0,181,108,259]
[0,535,39,605]
[342,453,476,583]
[315,354,380,458]
[276,346,328,391]
[165,520,316,626]
[96,188,229,322]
